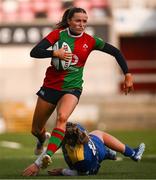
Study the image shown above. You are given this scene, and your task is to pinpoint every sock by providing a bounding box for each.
[123,145,135,157]
[46,128,65,157]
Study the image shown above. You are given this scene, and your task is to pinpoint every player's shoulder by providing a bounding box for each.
[51,28,63,34]
[84,32,103,41]
[83,33,104,48]
[83,32,95,40]
[48,28,64,36]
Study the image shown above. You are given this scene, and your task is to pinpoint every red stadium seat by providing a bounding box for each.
[47,0,62,22]
[0,2,3,22]
[73,0,91,16]
[32,0,48,13]
[1,0,19,22]
[91,0,109,8]
[18,1,34,21]
[90,0,110,19]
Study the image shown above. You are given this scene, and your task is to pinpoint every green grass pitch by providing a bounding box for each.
[0,130,156,179]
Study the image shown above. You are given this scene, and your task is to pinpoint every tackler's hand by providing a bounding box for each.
[22,163,40,176]
[123,73,134,95]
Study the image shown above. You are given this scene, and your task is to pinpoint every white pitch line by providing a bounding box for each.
[116,157,123,161]
[0,141,22,149]
[144,154,156,158]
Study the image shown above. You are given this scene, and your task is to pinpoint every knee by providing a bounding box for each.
[57,112,68,124]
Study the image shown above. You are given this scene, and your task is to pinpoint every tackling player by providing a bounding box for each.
[22,122,145,176]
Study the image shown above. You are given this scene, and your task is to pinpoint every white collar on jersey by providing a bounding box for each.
[67,28,84,38]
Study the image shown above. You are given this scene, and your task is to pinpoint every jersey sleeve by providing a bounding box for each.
[45,29,60,45]
[93,36,105,50]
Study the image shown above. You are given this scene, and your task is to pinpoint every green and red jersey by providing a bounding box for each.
[43,28,105,91]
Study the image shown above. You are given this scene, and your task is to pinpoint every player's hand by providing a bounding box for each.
[22,163,40,176]
[53,48,72,61]
[123,73,134,95]
[48,168,63,176]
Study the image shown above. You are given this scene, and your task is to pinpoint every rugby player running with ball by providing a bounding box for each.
[29,7,134,168]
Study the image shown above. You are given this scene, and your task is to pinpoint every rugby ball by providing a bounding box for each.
[52,41,72,70]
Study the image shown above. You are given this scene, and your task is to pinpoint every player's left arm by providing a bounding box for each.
[102,43,133,95]
[94,36,133,95]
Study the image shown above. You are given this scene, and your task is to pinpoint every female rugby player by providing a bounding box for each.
[29,7,133,167]
[22,122,145,176]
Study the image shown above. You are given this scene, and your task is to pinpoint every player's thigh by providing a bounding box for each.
[89,130,104,143]
[32,97,56,129]
[56,94,78,123]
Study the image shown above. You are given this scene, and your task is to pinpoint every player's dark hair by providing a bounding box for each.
[56,7,87,29]
[62,122,89,147]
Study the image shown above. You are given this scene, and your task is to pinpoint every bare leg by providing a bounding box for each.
[45,94,78,158]
[90,130,125,153]
[56,94,79,130]
[102,132,125,153]
[31,97,56,142]
[90,130,145,161]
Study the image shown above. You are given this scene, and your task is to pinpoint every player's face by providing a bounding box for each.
[68,12,88,35]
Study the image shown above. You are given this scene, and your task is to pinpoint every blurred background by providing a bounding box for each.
[0,0,156,133]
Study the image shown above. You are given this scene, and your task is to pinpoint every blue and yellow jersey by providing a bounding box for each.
[62,134,106,175]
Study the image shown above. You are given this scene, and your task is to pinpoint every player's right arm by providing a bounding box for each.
[22,163,78,176]
[30,39,71,61]
[30,29,72,60]
[22,163,40,176]
[30,38,53,58]
[30,29,59,58]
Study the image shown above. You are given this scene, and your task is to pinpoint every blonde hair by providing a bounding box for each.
[62,122,89,147]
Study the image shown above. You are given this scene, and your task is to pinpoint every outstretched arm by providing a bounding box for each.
[22,147,77,176]
[22,162,78,176]
[102,43,129,74]
[101,43,134,95]
[22,163,40,176]
[22,148,47,176]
